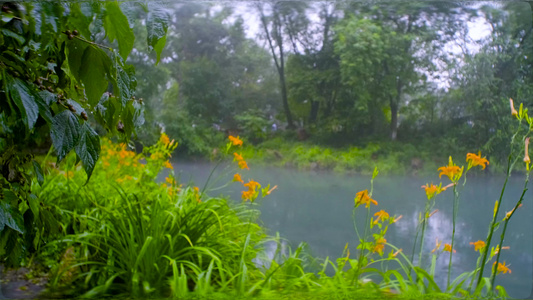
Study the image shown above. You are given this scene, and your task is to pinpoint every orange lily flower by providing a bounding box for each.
[241,190,254,201]
[355,189,378,208]
[421,183,444,199]
[372,237,387,255]
[438,156,463,183]
[164,160,173,169]
[466,151,489,170]
[233,173,244,183]
[233,152,244,161]
[443,243,456,253]
[160,133,171,146]
[228,135,243,146]
[493,261,511,274]
[244,180,260,191]
[238,160,249,170]
[469,240,486,252]
[373,210,390,224]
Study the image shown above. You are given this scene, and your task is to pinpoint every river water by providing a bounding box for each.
[170,160,533,298]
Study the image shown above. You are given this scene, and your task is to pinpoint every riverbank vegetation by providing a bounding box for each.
[228,137,470,175]
[1,1,532,299]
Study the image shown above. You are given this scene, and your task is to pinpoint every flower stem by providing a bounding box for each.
[490,171,529,289]
[447,183,459,288]
[409,220,421,277]
[354,206,371,286]
[418,201,430,268]
[475,125,521,290]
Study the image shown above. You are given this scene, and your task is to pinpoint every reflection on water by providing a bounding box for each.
[170,160,533,298]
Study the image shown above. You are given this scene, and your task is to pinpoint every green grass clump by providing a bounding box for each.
[33,136,266,298]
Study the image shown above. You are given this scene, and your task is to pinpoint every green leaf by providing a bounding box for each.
[3,50,25,63]
[3,189,18,203]
[9,78,39,130]
[153,34,167,65]
[32,160,44,186]
[146,3,168,60]
[38,90,56,106]
[66,38,89,82]
[122,100,144,138]
[69,3,92,38]
[95,93,120,134]
[34,91,53,124]
[28,194,40,221]
[1,29,25,44]
[41,2,60,33]
[113,54,136,107]
[0,56,24,74]
[5,228,24,267]
[51,110,81,163]
[75,123,100,182]
[0,201,25,234]
[120,2,140,27]
[79,45,111,106]
[104,1,134,60]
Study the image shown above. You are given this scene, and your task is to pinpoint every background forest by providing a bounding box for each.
[131,1,532,173]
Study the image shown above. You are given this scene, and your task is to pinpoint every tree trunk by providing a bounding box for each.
[390,76,403,141]
[278,40,294,129]
[279,65,295,129]
[257,3,295,129]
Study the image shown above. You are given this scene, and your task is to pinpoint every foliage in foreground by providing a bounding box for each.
[0,1,169,268]
[23,121,529,299]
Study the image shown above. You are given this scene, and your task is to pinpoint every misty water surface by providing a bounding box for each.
[168,160,533,298]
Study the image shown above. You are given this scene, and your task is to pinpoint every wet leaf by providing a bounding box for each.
[80,45,111,106]
[0,202,25,234]
[146,3,168,63]
[51,110,81,163]
[75,123,100,182]
[104,1,134,60]
[9,78,39,130]
[32,160,44,186]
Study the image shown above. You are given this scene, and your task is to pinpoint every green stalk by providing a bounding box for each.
[475,125,522,290]
[409,220,422,277]
[447,183,459,288]
[418,201,430,269]
[354,173,377,285]
[490,170,529,289]
[475,156,511,290]
[354,205,371,286]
